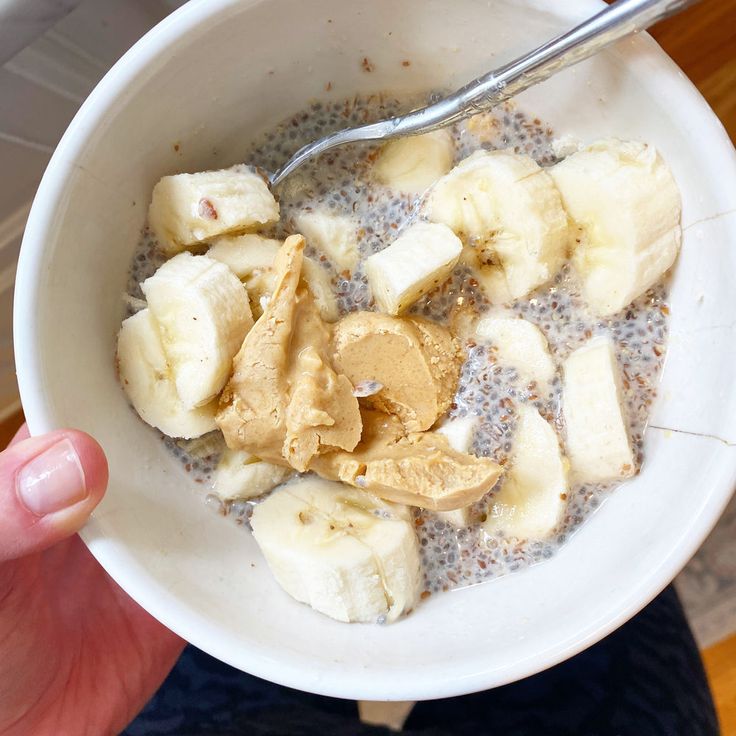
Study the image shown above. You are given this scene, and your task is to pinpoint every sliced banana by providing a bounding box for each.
[250,476,421,623]
[435,415,478,454]
[562,336,634,483]
[117,309,217,438]
[373,130,455,194]
[476,316,556,388]
[207,233,282,278]
[208,234,338,322]
[426,150,569,303]
[484,405,568,539]
[435,415,480,527]
[365,221,462,315]
[464,261,514,306]
[293,209,359,271]
[142,252,253,409]
[212,448,293,501]
[208,233,281,319]
[148,165,279,255]
[549,139,681,316]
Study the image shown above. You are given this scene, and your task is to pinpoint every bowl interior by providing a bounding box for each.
[15,0,736,700]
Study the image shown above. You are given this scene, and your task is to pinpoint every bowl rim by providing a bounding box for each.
[13,0,736,700]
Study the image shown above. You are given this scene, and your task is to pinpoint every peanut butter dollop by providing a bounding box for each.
[216,235,361,471]
[331,312,463,432]
[311,411,502,511]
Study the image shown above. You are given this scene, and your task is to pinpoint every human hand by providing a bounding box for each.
[0,425,184,735]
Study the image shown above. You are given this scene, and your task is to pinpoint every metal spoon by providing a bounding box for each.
[270,0,697,187]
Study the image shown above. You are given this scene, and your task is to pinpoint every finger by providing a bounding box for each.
[0,429,108,561]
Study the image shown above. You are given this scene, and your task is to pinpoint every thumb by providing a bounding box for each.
[0,428,108,561]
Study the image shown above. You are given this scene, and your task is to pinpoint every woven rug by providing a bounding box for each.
[675,491,736,648]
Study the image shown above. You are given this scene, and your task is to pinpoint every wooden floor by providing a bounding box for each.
[2,0,736,730]
[650,0,736,138]
[704,636,736,734]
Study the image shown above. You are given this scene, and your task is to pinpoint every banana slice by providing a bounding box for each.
[476,316,555,388]
[117,309,217,438]
[426,150,569,302]
[549,139,681,316]
[245,258,338,324]
[208,234,338,322]
[148,165,279,255]
[562,336,634,483]
[460,259,514,306]
[207,234,281,318]
[373,130,455,194]
[142,252,253,409]
[365,221,462,315]
[435,415,478,454]
[293,210,359,271]
[435,415,480,527]
[212,448,293,501]
[207,233,282,278]
[484,405,568,539]
[250,476,421,623]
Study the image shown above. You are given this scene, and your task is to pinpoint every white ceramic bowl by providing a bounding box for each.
[14,0,736,700]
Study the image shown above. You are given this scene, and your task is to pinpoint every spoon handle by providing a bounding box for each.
[271,0,699,185]
[395,0,698,134]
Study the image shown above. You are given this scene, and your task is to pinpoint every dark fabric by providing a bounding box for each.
[123,585,719,736]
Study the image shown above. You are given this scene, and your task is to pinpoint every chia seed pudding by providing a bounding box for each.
[126,93,669,600]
